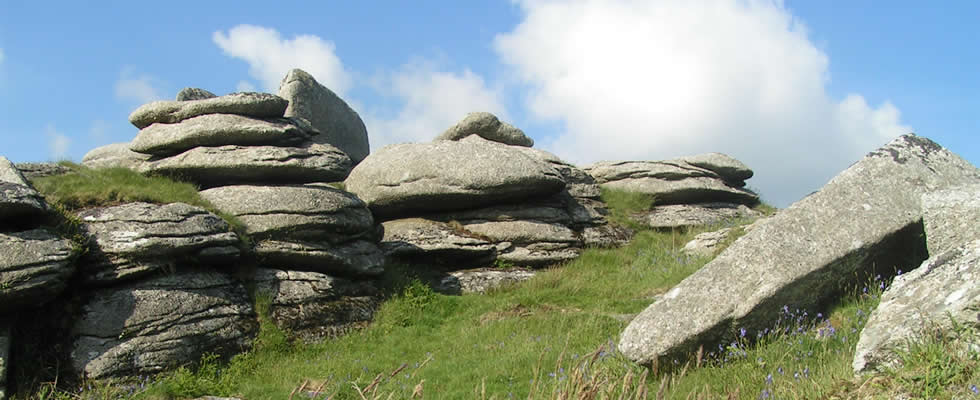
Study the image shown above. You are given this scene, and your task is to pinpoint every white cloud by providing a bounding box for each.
[114,67,164,104]
[494,0,910,206]
[213,25,352,94]
[363,59,510,148]
[235,80,256,92]
[45,124,71,160]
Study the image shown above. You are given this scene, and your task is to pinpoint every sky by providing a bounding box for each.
[0,0,976,207]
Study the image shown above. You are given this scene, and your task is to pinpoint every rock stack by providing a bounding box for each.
[346,112,629,293]
[585,153,761,229]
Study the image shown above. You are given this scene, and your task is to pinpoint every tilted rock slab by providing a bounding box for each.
[253,268,378,341]
[176,87,217,101]
[81,142,150,170]
[435,112,534,147]
[921,184,980,255]
[139,143,352,187]
[77,202,240,285]
[381,218,497,267]
[279,69,370,164]
[128,92,287,129]
[70,271,258,379]
[199,184,375,242]
[633,202,761,230]
[130,114,315,157]
[619,134,980,366]
[853,239,980,373]
[436,268,537,295]
[0,229,74,313]
[0,157,48,220]
[345,136,565,219]
[255,239,384,277]
[585,155,758,205]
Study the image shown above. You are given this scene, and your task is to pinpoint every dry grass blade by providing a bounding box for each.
[363,372,384,394]
[289,379,309,400]
[390,363,408,378]
[412,379,425,398]
[655,375,668,400]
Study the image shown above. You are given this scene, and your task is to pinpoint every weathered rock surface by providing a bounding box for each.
[853,239,980,373]
[279,69,370,164]
[632,202,760,230]
[435,112,534,147]
[256,240,384,277]
[0,229,74,313]
[199,184,374,242]
[585,155,759,205]
[130,114,315,157]
[346,137,565,218]
[128,92,287,129]
[14,162,73,180]
[0,157,48,220]
[77,203,239,285]
[140,143,352,187]
[921,184,980,255]
[681,228,734,258]
[619,134,980,366]
[0,323,7,400]
[253,268,378,341]
[436,268,537,295]
[381,218,496,267]
[70,271,258,379]
[176,87,217,101]
[81,142,150,169]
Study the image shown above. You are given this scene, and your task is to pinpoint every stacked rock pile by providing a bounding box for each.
[346,112,630,293]
[585,154,761,229]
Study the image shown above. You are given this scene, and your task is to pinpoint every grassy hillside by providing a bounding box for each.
[16,166,979,399]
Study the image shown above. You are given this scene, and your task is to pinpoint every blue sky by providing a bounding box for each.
[0,1,976,207]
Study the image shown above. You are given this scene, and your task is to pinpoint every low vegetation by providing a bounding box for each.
[13,172,978,399]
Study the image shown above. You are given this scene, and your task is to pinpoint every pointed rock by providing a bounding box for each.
[176,87,217,101]
[435,112,534,147]
[279,69,370,164]
[0,157,48,221]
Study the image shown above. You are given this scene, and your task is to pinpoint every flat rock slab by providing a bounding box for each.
[922,184,980,255]
[70,270,258,379]
[633,202,761,229]
[130,114,314,157]
[619,134,980,366]
[381,218,496,268]
[256,239,384,277]
[253,268,378,341]
[0,229,74,313]
[681,228,735,257]
[129,92,287,129]
[585,156,758,205]
[77,202,240,285]
[81,143,150,170]
[14,162,74,180]
[199,184,374,242]
[140,143,352,187]
[279,69,370,164]
[853,239,980,373]
[435,112,534,147]
[496,242,582,267]
[345,137,565,219]
[436,268,537,295]
[0,157,48,221]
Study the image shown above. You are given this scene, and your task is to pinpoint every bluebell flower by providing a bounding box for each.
[759,389,771,399]
[970,384,978,394]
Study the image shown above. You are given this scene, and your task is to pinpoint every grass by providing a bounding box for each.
[10,183,978,399]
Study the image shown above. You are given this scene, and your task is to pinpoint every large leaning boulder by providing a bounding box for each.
[128,92,287,129]
[0,157,48,221]
[253,268,378,341]
[70,271,258,379]
[619,134,980,366]
[435,112,534,147]
[0,229,74,313]
[853,184,980,373]
[76,202,240,285]
[279,69,370,164]
[346,136,565,219]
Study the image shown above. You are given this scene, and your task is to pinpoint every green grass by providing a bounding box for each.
[12,187,978,399]
[599,187,655,230]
